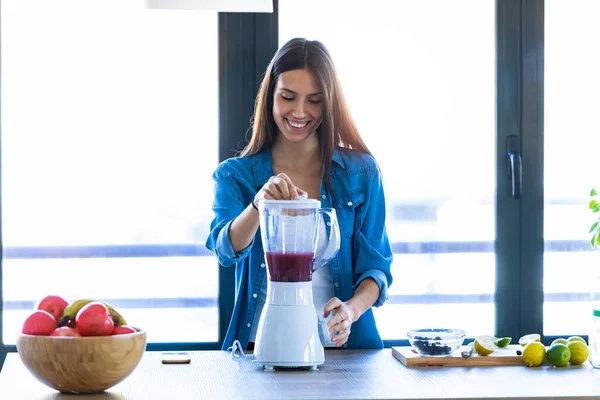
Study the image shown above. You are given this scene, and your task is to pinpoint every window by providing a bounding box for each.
[1,0,219,344]
[3,0,594,351]
[544,0,600,336]
[280,0,496,339]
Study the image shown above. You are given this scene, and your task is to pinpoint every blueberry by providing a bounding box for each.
[412,339,453,356]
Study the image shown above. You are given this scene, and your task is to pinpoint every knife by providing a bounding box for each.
[461,342,474,358]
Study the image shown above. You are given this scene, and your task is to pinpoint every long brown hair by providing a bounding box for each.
[240,38,372,198]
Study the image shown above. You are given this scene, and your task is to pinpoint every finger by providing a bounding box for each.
[266,177,283,197]
[322,297,342,318]
[274,175,296,200]
[265,183,285,200]
[328,312,343,330]
[332,328,351,347]
[296,187,308,199]
[327,312,347,332]
[329,318,350,334]
[262,190,277,200]
[256,187,276,201]
[277,174,301,200]
[269,177,291,199]
[278,179,293,199]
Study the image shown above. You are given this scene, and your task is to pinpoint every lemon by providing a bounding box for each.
[522,342,546,367]
[546,343,571,367]
[494,337,512,348]
[551,338,568,346]
[519,333,541,347]
[567,341,589,365]
[567,336,587,344]
[474,335,497,356]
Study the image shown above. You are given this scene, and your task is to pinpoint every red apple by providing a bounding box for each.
[111,325,137,335]
[75,302,114,336]
[36,295,69,322]
[50,326,81,337]
[22,310,58,335]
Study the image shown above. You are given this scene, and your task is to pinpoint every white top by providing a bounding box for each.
[312,262,336,347]
[311,216,337,348]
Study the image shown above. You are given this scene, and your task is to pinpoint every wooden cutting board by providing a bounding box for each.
[392,344,526,367]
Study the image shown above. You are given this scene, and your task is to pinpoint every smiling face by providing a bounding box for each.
[272,69,324,144]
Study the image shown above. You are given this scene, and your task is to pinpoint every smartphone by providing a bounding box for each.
[161,352,191,364]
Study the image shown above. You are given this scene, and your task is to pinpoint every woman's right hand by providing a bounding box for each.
[253,173,307,207]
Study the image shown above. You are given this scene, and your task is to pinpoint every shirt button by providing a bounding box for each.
[347,201,353,206]
[334,282,340,287]
[247,323,252,328]
[322,194,326,199]
[253,293,258,298]
[260,263,266,268]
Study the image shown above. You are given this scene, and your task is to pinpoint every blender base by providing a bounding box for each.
[253,360,321,371]
[252,282,325,370]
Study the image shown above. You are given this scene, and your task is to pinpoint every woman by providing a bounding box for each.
[206,37,393,351]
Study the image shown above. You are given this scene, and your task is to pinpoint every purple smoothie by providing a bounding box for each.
[265,252,315,282]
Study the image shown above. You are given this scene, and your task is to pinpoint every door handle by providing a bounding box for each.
[507,135,522,199]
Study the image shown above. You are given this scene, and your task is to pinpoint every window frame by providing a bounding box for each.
[495,0,545,343]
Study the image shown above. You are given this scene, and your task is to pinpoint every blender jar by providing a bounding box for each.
[258,199,340,282]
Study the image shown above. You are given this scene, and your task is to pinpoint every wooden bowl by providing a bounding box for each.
[16,330,147,394]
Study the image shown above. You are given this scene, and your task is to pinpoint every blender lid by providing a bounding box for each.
[259,198,321,209]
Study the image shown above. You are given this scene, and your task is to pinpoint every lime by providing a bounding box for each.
[567,336,587,344]
[546,343,571,367]
[494,337,512,348]
[522,342,546,367]
[519,333,541,347]
[474,335,497,356]
[567,341,589,365]
[551,338,568,346]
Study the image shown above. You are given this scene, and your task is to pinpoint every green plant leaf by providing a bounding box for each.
[590,221,599,233]
[592,189,598,197]
[592,234,597,248]
[593,204,600,213]
[590,200,599,209]
[595,235,600,247]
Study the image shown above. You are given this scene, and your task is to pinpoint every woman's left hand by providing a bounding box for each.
[323,297,356,347]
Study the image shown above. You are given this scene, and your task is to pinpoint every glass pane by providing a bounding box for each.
[544,0,600,336]
[1,0,219,344]
[279,0,496,340]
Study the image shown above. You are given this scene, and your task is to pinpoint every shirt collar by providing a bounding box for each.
[332,148,345,169]
[252,150,274,188]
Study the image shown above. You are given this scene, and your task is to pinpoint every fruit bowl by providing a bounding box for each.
[407,328,466,357]
[16,329,147,394]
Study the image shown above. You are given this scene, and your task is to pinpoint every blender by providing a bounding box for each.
[253,198,341,370]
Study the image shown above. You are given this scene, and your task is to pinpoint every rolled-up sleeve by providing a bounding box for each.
[353,166,393,307]
[205,166,255,267]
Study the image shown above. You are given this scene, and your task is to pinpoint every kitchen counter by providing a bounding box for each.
[0,349,599,399]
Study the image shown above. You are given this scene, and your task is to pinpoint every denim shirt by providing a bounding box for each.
[205,147,393,350]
